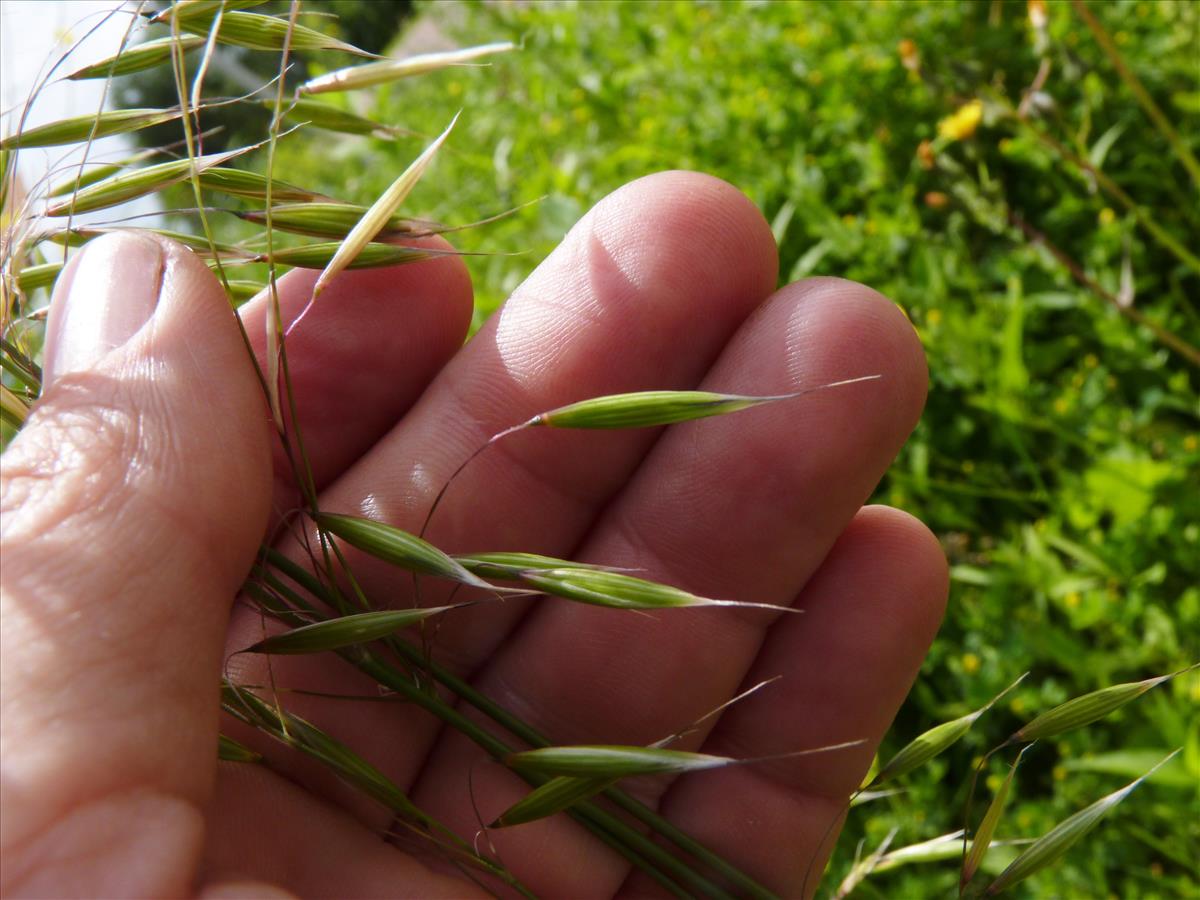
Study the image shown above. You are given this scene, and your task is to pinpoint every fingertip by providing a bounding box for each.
[585,170,780,305]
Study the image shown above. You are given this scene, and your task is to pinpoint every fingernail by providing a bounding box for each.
[42,232,166,387]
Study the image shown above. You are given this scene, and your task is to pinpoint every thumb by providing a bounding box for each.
[1,232,272,896]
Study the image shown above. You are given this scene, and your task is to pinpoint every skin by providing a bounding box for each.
[0,172,947,898]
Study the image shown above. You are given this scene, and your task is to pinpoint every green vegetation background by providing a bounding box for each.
[236,0,1198,895]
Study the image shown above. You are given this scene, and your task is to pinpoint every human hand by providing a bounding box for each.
[1,172,946,898]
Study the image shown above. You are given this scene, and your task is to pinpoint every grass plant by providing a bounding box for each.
[1,2,1195,897]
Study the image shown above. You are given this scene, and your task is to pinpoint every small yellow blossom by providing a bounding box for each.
[938,99,983,142]
[961,652,981,674]
[1064,591,1081,608]
[1054,397,1070,414]
[1053,764,1067,781]
[927,308,943,326]
[1010,696,1026,715]
[1099,207,1116,226]
[898,38,920,73]
[447,80,462,98]
[1184,434,1198,452]
[986,773,1003,793]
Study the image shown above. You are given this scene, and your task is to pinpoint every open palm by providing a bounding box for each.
[1,172,945,898]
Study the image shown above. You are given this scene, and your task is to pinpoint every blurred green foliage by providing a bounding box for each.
[269,0,1198,895]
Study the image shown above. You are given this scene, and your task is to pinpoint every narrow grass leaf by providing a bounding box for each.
[256,242,433,270]
[65,35,206,80]
[270,98,398,136]
[45,148,246,216]
[518,567,793,614]
[301,42,515,95]
[962,744,1033,893]
[984,750,1180,895]
[315,512,493,590]
[244,606,464,655]
[197,166,325,202]
[178,10,372,56]
[507,740,861,778]
[523,375,881,430]
[491,775,617,828]
[218,734,262,763]
[1009,664,1195,743]
[1,108,184,150]
[237,202,420,240]
[15,262,62,293]
[312,112,458,299]
[874,673,1027,784]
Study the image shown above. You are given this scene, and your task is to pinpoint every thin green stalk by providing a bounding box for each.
[260,547,775,898]
[1070,0,1200,190]
[354,652,737,900]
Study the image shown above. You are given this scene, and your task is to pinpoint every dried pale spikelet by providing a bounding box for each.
[301,42,515,95]
[65,36,206,80]
[315,512,493,590]
[312,112,458,299]
[243,606,465,655]
[984,750,1180,895]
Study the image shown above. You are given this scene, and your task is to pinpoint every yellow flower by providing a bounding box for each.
[1184,434,1198,452]
[1099,207,1116,226]
[938,100,983,142]
[961,652,981,674]
[898,38,920,72]
[1053,764,1067,781]
[1064,591,1081,609]
[927,308,943,326]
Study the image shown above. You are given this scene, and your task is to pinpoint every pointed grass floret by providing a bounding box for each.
[491,775,618,829]
[269,98,399,137]
[255,242,434,270]
[177,10,373,56]
[314,512,493,590]
[517,566,795,614]
[872,673,1027,784]
[300,42,516,95]
[961,744,1034,893]
[242,606,466,655]
[65,36,206,80]
[506,740,862,779]
[218,733,262,763]
[454,552,626,581]
[197,166,326,202]
[983,750,1180,895]
[1008,664,1195,744]
[237,202,421,240]
[523,375,881,430]
[44,148,247,216]
[15,262,63,293]
[0,108,184,150]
